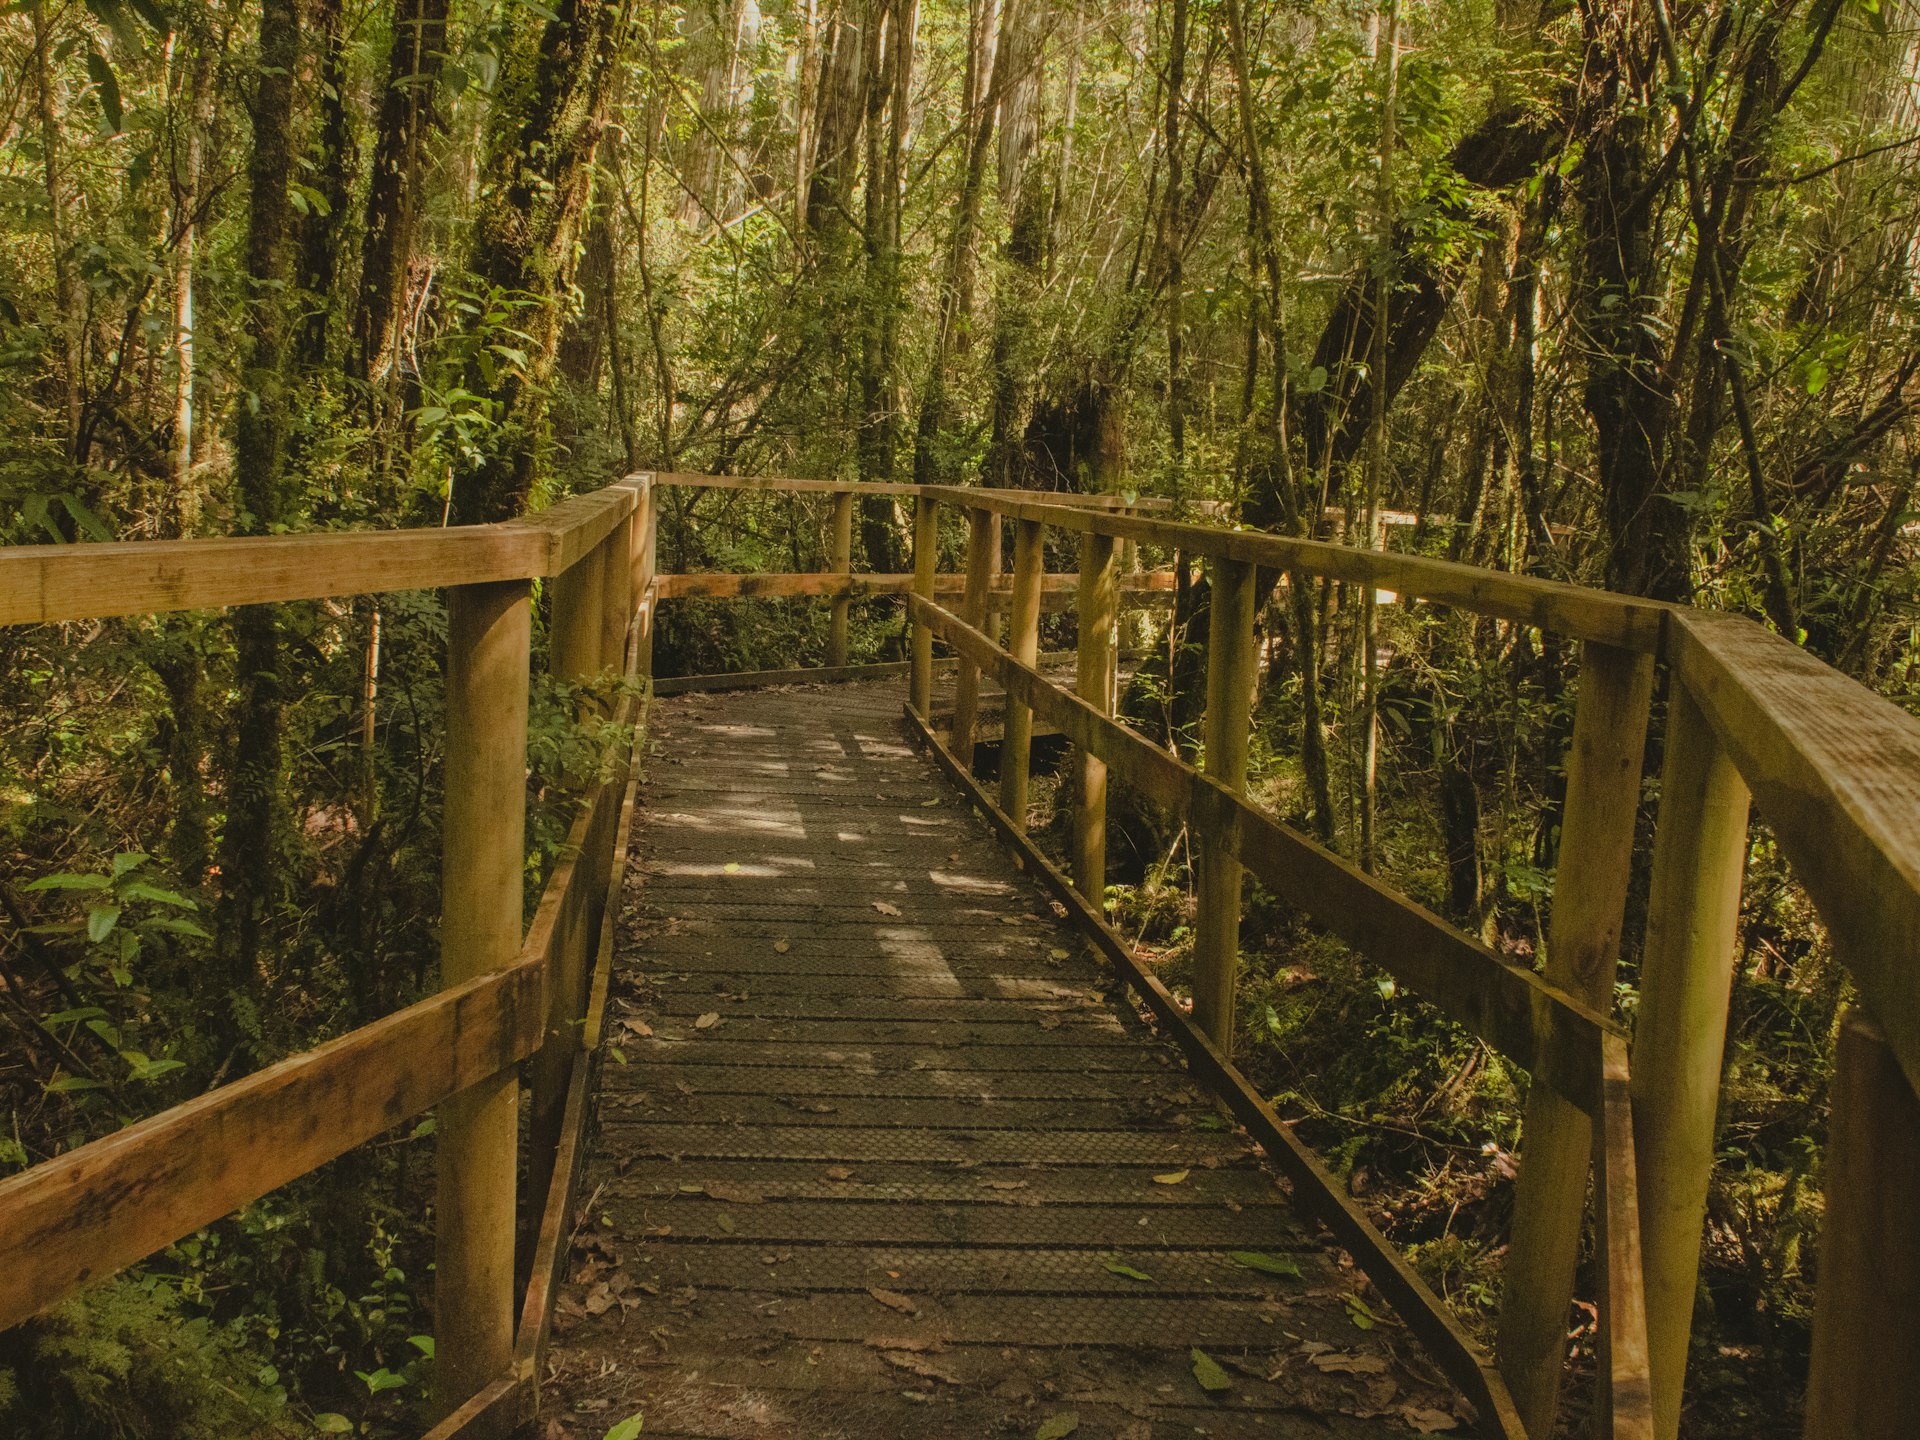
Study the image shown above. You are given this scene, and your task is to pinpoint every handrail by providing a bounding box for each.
[3,470,1916,1439]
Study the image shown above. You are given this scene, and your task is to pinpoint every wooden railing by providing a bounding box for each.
[1,471,1915,1439]
[893,485,1920,1440]
[0,477,657,1437]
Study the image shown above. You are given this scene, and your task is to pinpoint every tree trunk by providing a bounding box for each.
[353,0,451,397]
[450,0,638,524]
[220,0,303,1035]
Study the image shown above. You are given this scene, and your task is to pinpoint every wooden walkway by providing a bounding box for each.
[536,681,1469,1438]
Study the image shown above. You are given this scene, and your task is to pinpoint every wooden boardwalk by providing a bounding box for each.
[536,681,1469,1438]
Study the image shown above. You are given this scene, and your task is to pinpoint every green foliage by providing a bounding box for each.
[0,1279,297,1439]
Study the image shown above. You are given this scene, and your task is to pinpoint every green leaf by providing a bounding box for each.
[119,881,197,908]
[1190,1348,1233,1393]
[407,1335,435,1359]
[1343,1293,1382,1329]
[46,1075,103,1093]
[1229,1250,1302,1278]
[85,49,122,130]
[149,916,213,939]
[313,1415,353,1434]
[126,1054,185,1082]
[111,851,149,878]
[87,905,122,942]
[1035,1413,1080,1439]
[354,1368,407,1395]
[603,1416,645,1440]
[27,873,110,892]
[1104,1260,1154,1283]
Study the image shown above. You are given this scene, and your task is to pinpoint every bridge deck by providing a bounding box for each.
[536,681,1467,1438]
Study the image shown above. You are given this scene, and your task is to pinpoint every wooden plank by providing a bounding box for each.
[651,651,1085,696]
[1500,642,1654,1438]
[0,961,543,1333]
[1670,609,1920,1096]
[920,486,1671,652]
[1804,1012,1920,1439]
[1192,558,1257,1055]
[649,569,1175,600]
[645,470,1166,508]
[1594,1033,1656,1440]
[599,517,635,673]
[419,1373,526,1440]
[434,581,532,1416]
[1073,532,1118,902]
[515,478,644,574]
[826,491,854,667]
[909,496,939,715]
[0,524,549,626]
[1629,681,1750,1439]
[997,519,1046,828]
[901,706,1530,1440]
[952,509,999,768]
[909,593,1612,1109]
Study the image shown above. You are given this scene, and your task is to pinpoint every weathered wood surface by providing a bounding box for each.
[535,682,1471,1437]
[920,486,1673,652]
[0,961,543,1334]
[905,705,1528,1440]
[1669,610,1920,1096]
[911,592,1615,1111]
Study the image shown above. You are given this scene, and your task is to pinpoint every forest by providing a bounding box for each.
[0,0,1916,1434]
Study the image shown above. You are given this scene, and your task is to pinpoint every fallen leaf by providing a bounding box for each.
[704,1183,766,1204]
[1153,1169,1190,1186]
[773,939,791,954]
[620,1018,653,1039]
[978,1178,1028,1191]
[1230,1250,1303,1278]
[1190,1348,1233,1394]
[824,1165,854,1181]
[1035,1413,1080,1440]
[920,798,942,807]
[869,1287,920,1316]
[694,1012,722,1030]
[1048,947,1070,960]
[1000,915,1023,926]
[1402,1406,1459,1434]
[873,901,903,916]
[878,1350,961,1384]
[1311,1351,1389,1375]
[1343,1293,1383,1329]
[1105,1261,1154,1283]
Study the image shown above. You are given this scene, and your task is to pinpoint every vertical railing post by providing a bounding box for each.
[1629,681,1749,1440]
[827,489,854,668]
[433,579,530,1418]
[909,495,938,716]
[549,541,605,702]
[1498,641,1654,1437]
[1191,556,1256,1055]
[1073,529,1118,904]
[525,546,606,1262]
[1805,1010,1920,1439]
[631,478,656,685]
[600,511,635,676]
[951,506,996,768]
[997,517,1045,830]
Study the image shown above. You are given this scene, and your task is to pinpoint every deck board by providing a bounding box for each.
[534,682,1471,1438]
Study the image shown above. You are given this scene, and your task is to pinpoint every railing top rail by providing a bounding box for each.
[919,485,1674,654]
[0,477,645,627]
